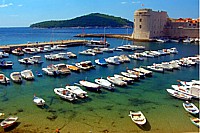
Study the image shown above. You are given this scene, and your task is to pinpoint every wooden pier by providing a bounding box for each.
[0,39,87,52]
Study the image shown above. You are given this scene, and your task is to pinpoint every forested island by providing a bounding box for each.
[30,13,133,28]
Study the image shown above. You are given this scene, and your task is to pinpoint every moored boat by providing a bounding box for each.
[54,88,77,101]
[21,70,34,80]
[65,85,88,98]
[183,101,199,114]
[66,65,80,72]
[128,111,146,125]
[95,78,115,91]
[95,58,108,66]
[0,116,18,129]
[0,74,10,84]
[107,76,127,86]
[190,118,200,127]
[10,72,22,83]
[166,89,192,100]
[79,80,101,92]
[33,95,45,106]
[0,60,13,69]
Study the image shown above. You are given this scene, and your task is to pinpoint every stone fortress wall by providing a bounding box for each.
[132,9,200,41]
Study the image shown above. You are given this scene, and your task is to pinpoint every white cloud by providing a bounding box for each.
[18,4,23,7]
[0,2,13,8]
[132,1,141,4]
[121,2,127,4]
[10,14,19,17]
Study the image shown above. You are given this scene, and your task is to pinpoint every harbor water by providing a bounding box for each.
[0,27,199,133]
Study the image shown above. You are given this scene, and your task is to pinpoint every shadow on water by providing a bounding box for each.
[3,122,20,132]
[136,120,151,131]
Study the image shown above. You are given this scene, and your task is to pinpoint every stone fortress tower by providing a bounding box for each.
[132,8,199,41]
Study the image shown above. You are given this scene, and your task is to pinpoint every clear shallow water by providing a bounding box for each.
[0,27,199,133]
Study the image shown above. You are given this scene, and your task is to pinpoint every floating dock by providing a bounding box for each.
[0,39,87,52]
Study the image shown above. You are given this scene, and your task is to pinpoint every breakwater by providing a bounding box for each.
[0,39,87,52]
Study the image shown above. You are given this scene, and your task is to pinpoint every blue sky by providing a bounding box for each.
[0,0,199,27]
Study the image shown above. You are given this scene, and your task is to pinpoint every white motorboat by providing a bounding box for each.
[79,80,101,92]
[121,72,139,81]
[29,55,44,64]
[65,85,88,98]
[95,58,108,66]
[0,116,18,129]
[146,65,164,73]
[95,78,115,91]
[166,89,192,100]
[18,58,34,65]
[22,47,37,54]
[128,53,144,61]
[21,70,34,80]
[190,118,200,127]
[57,53,69,60]
[107,76,127,86]
[66,52,77,58]
[128,111,146,125]
[12,48,24,56]
[44,45,54,52]
[86,39,110,48]
[10,72,22,83]
[54,88,77,101]
[169,60,181,69]
[159,62,174,71]
[179,80,200,87]
[119,55,130,63]
[44,54,60,61]
[127,69,145,79]
[183,101,199,114]
[53,63,71,75]
[105,57,120,65]
[79,50,95,56]
[33,95,45,106]
[114,74,134,84]
[42,65,59,76]
[99,48,114,53]
[0,74,10,84]
[167,47,178,54]
[133,67,153,77]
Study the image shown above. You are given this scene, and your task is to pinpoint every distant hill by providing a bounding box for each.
[30,13,133,28]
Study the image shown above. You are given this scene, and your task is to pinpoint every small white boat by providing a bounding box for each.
[107,76,127,86]
[12,48,24,56]
[0,74,10,84]
[114,74,134,84]
[128,53,144,61]
[79,80,101,92]
[44,54,60,61]
[79,50,95,56]
[18,58,34,65]
[10,72,22,83]
[121,72,139,81]
[146,65,164,73]
[128,111,146,125]
[168,47,178,54]
[53,63,71,75]
[166,89,192,100]
[42,65,59,76]
[22,47,37,54]
[133,67,153,77]
[33,95,45,106]
[119,55,130,62]
[65,85,88,98]
[0,116,18,129]
[75,61,95,70]
[127,69,145,79]
[183,101,199,114]
[57,53,69,60]
[66,52,77,58]
[29,55,44,64]
[190,118,200,127]
[105,57,120,65]
[95,78,115,91]
[99,48,114,53]
[21,70,34,80]
[54,88,77,101]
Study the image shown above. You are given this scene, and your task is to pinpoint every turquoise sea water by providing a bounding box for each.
[0,27,199,133]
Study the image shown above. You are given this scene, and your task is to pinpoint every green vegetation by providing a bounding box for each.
[30,13,133,28]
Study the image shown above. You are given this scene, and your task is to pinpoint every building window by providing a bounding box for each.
[140,19,142,22]
[139,25,142,29]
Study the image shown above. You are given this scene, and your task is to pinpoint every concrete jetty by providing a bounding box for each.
[0,39,87,52]
[75,34,133,40]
